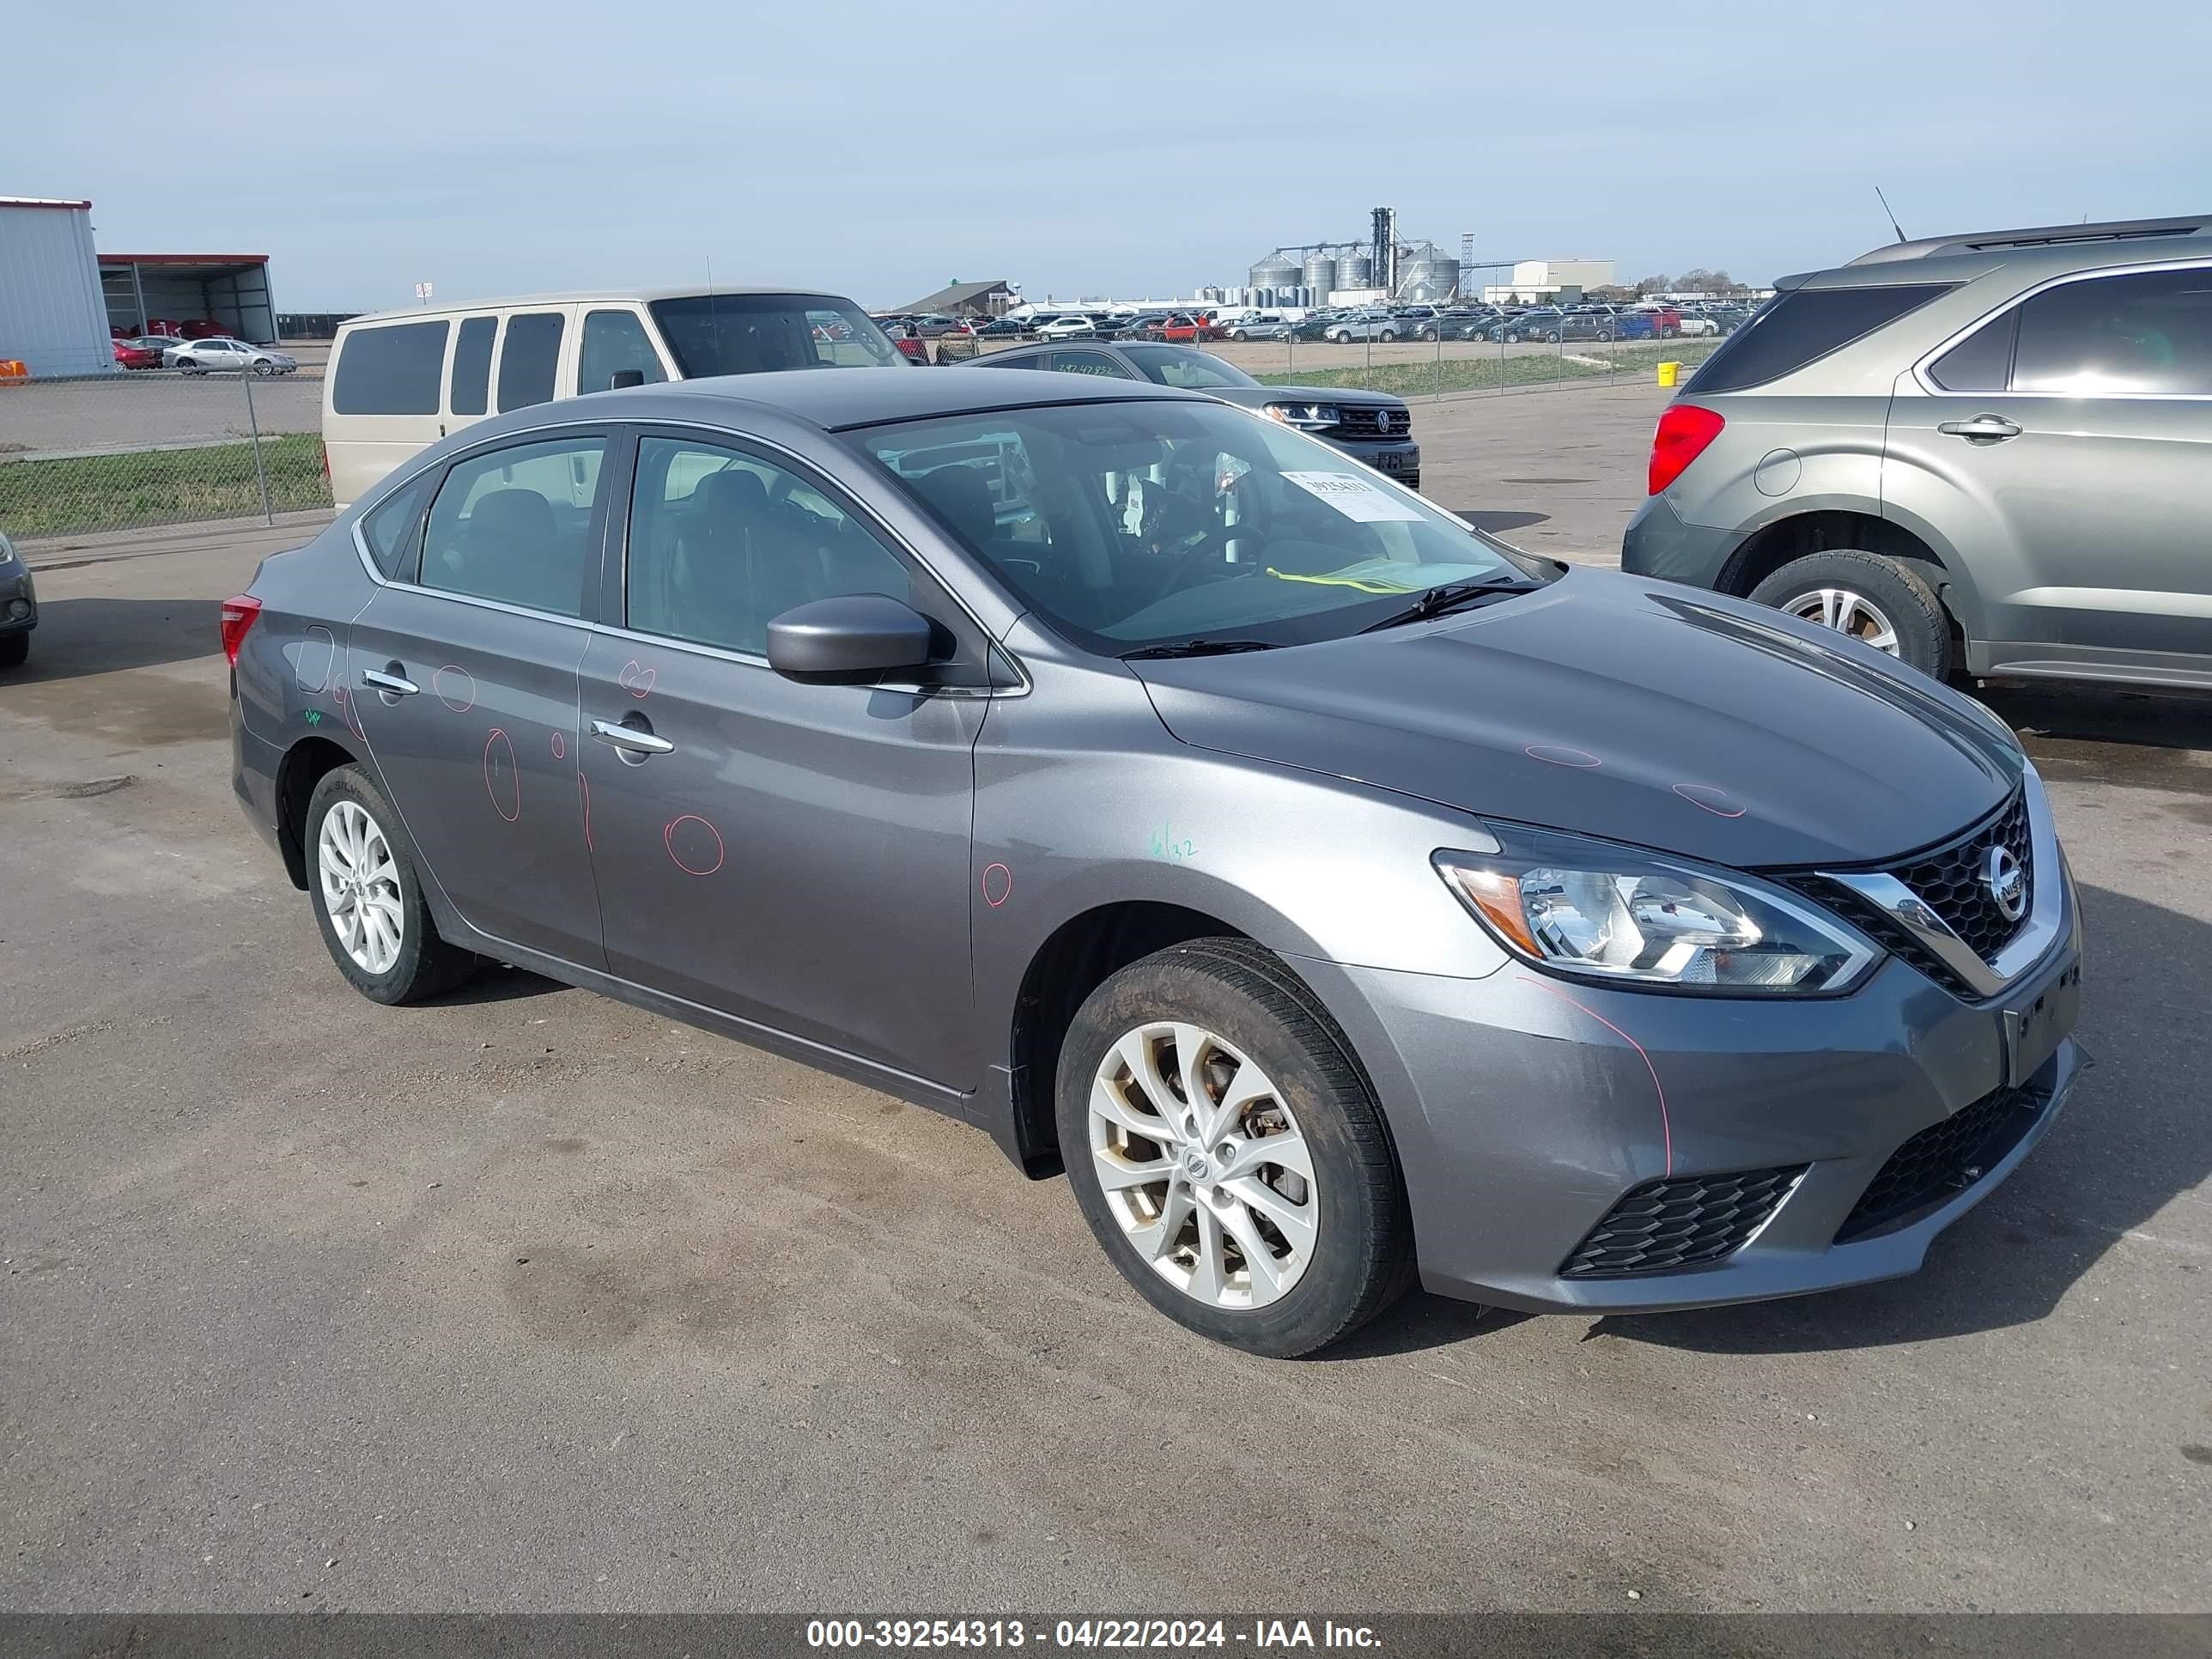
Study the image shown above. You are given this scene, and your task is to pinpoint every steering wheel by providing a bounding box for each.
[1146,526,1258,603]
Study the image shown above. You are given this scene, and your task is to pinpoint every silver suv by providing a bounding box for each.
[1623,214,2212,690]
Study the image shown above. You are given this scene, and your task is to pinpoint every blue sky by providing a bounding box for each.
[9,1,2209,310]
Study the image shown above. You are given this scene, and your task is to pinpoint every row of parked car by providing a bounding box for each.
[882,300,1760,350]
[110,335,302,374]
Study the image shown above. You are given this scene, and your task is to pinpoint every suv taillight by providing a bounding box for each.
[1648,404,1724,495]
[219,594,262,666]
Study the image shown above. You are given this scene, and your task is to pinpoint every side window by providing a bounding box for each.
[1050,350,1135,378]
[449,316,495,415]
[628,436,986,683]
[495,312,564,411]
[419,435,605,617]
[359,467,441,580]
[1927,307,2019,392]
[331,321,448,415]
[2011,266,2212,396]
[578,308,667,394]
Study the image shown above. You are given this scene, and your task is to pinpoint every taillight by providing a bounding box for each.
[1647,404,1724,495]
[219,594,262,666]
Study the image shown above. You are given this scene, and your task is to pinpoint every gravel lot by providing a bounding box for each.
[3,381,2208,1614]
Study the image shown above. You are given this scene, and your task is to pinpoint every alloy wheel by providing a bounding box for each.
[1780,586,1901,654]
[317,799,405,975]
[1088,1022,1317,1310]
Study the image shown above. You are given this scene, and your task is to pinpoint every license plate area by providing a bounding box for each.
[2002,957,2081,1088]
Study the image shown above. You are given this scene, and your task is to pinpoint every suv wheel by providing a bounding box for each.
[1750,550,1954,680]
[1057,939,1413,1357]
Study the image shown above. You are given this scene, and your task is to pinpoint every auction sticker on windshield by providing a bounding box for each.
[1281,471,1424,522]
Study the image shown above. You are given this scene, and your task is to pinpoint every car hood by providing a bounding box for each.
[1206,385,1407,412]
[1127,568,2021,868]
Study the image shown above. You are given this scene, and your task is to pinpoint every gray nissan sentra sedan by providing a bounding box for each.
[228,367,2082,1357]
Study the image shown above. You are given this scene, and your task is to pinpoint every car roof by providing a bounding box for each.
[505,364,1206,434]
[1788,216,2212,291]
[343,285,858,325]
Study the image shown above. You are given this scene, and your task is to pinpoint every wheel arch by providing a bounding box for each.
[1716,507,1991,663]
[274,734,364,890]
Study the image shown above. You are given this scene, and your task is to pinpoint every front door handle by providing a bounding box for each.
[1937,415,2022,441]
[590,718,675,757]
[361,666,418,696]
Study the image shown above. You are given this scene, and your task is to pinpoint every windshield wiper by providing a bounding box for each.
[1121,638,1280,660]
[1357,579,1534,634]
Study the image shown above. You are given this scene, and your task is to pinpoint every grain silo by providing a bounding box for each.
[1301,253,1339,301]
[1395,243,1460,302]
[1338,252,1374,292]
[1248,252,1299,305]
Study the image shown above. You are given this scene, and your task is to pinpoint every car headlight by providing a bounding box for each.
[1434,828,1880,995]
[1261,403,1339,431]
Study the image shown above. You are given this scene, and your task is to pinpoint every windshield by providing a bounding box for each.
[1118,345,1259,391]
[851,399,1550,654]
[648,295,904,375]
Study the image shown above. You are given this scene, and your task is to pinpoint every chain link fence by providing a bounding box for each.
[946,325,1721,397]
[0,365,331,544]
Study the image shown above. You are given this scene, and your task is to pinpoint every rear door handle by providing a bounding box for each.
[590,718,675,757]
[1937,415,2022,441]
[361,667,418,696]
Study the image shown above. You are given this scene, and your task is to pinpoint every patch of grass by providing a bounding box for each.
[0,434,331,540]
[1254,340,1718,398]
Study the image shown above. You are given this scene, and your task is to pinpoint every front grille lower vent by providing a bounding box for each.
[1561,1165,1808,1279]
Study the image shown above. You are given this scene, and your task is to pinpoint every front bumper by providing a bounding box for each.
[0,561,37,635]
[1334,437,1419,489]
[1296,877,2083,1315]
[1620,491,1736,588]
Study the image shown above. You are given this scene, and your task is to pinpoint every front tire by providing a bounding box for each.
[1057,939,1413,1358]
[1749,550,1954,680]
[0,633,27,669]
[306,766,479,1004]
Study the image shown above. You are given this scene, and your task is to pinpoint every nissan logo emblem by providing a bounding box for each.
[1984,845,2027,923]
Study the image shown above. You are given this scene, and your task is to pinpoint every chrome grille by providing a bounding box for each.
[1776,788,2034,997]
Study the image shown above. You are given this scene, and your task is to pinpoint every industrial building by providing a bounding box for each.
[0,193,280,377]
[894,278,1017,318]
[1480,258,1617,305]
[1233,209,1472,309]
[100,252,277,344]
[0,198,113,377]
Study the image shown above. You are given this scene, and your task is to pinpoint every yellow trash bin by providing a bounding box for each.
[1656,360,1680,388]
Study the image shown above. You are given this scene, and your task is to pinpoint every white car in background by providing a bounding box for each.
[1674,312,1723,337]
[1033,315,1104,341]
[165,337,300,375]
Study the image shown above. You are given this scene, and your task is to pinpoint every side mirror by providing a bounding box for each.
[765,594,935,684]
[609,368,647,390]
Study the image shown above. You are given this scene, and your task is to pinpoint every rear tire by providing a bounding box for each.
[1749,550,1954,680]
[1057,938,1413,1358]
[306,766,479,1005]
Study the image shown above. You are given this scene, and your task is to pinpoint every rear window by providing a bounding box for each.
[1685,283,1954,392]
[331,321,448,416]
[648,295,902,374]
[449,316,495,415]
[496,312,564,412]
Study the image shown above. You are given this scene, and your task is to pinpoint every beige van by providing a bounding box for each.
[322,287,903,507]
